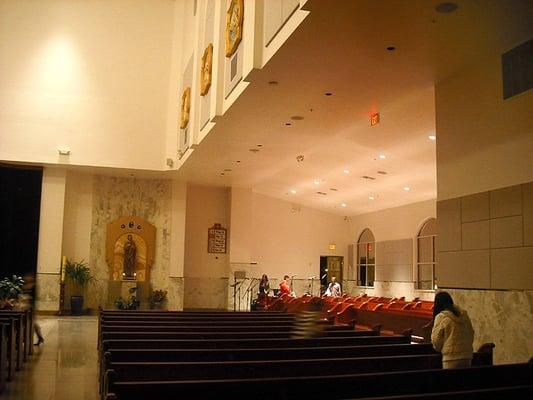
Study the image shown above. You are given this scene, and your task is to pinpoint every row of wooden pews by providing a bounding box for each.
[269,294,436,341]
[98,305,532,399]
[0,308,34,394]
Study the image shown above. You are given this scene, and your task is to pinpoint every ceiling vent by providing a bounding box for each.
[316,191,327,195]
[361,175,376,180]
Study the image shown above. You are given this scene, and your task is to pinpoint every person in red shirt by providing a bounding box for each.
[279,275,291,296]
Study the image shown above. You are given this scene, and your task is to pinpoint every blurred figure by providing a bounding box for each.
[279,275,291,296]
[291,299,325,339]
[431,291,474,369]
[19,274,44,345]
[325,276,342,297]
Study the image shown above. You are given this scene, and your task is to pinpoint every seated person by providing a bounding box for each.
[279,275,291,296]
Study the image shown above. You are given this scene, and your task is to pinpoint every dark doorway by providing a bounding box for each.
[319,256,343,295]
[0,165,43,279]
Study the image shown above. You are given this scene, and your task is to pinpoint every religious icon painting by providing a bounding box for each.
[225,0,243,58]
[180,86,191,129]
[200,43,213,96]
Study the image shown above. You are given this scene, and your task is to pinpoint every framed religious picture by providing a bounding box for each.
[200,43,213,96]
[180,86,191,129]
[208,223,227,253]
[225,0,244,58]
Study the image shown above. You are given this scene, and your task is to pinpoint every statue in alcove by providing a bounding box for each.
[123,234,137,279]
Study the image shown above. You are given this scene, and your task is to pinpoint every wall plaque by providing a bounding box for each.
[208,223,227,253]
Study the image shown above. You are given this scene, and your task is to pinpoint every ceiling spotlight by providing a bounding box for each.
[296,155,305,162]
[377,171,387,175]
[290,189,297,194]
[249,148,260,153]
[257,144,263,147]
[341,203,347,208]
[369,196,375,200]
[428,135,436,141]
[379,154,386,159]
[236,160,241,163]
[403,187,411,191]
[325,92,333,96]
[291,116,304,121]
[343,169,350,174]
[314,180,320,185]
[285,122,292,126]
[386,46,396,51]
[224,169,232,172]
[268,80,279,85]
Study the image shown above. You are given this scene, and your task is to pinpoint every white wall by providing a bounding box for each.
[184,184,230,278]
[251,192,350,281]
[61,170,93,263]
[348,199,436,242]
[0,0,175,170]
[436,52,533,200]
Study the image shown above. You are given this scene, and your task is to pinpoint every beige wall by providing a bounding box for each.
[348,199,436,242]
[183,184,230,309]
[0,0,174,170]
[251,192,350,282]
[436,53,533,201]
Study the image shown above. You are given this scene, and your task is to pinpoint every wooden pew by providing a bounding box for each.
[0,309,33,358]
[0,323,8,393]
[353,385,533,399]
[104,354,443,387]
[0,316,22,373]
[104,362,533,400]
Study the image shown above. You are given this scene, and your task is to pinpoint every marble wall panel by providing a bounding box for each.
[490,215,523,248]
[35,273,60,311]
[445,288,533,364]
[89,176,172,310]
[462,220,489,250]
[461,192,489,222]
[523,182,533,246]
[490,185,522,218]
[184,277,229,310]
[436,199,462,251]
[491,247,533,290]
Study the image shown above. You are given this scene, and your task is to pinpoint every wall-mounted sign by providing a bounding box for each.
[208,223,227,253]
[329,243,336,250]
[371,112,380,126]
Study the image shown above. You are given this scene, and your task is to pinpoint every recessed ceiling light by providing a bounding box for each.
[361,175,376,180]
[341,203,347,208]
[343,169,350,174]
[314,180,320,185]
[257,144,263,147]
[369,196,375,200]
[377,171,387,175]
[224,169,232,172]
[249,148,260,153]
[428,135,436,141]
[325,92,333,96]
[403,187,411,191]
[236,160,241,163]
[290,189,297,194]
[316,191,327,195]
[296,155,305,162]
[436,2,458,13]
[268,80,279,85]
[291,116,304,120]
[285,122,292,126]
[386,46,396,51]
[329,188,338,192]
[379,154,386,159]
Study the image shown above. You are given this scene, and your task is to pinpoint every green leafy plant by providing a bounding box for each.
[148,289,167,309]
[0,275,25,309]
[65,259,95,294]
[114,287,140,310]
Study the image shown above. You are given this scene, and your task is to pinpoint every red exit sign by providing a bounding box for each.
[371,113,380,126]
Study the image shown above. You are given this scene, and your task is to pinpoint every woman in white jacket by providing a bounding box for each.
[431,291,475,369]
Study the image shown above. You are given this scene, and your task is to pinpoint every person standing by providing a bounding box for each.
[279,275,291,296]
[325,276,342,297]
[431,291,474,369]
[258,274,270,308]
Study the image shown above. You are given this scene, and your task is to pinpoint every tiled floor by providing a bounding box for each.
[2,316,98,400]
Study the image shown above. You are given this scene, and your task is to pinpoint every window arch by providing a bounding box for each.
[357,228,375,287]
[416,218,436,290]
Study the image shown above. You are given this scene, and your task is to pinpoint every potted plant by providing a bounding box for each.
[114,287,140,310]
[148,289,168,310]
[0,275,24,309]
[65,259,95,315]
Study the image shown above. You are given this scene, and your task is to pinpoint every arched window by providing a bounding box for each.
[357,229,375,287]
[416,218,436,290]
